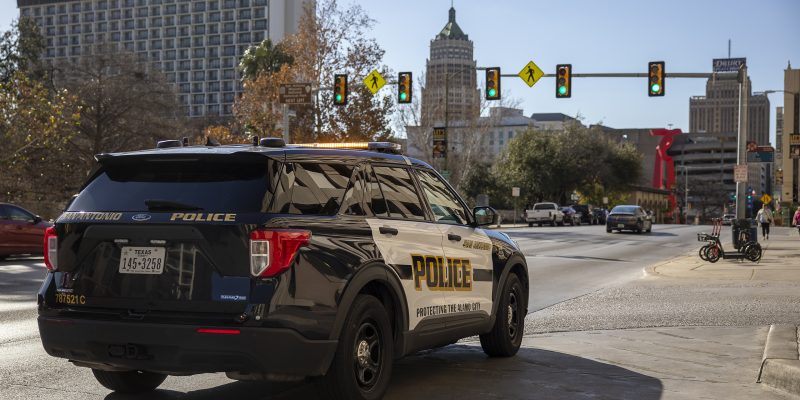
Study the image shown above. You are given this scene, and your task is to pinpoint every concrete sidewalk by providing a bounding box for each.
[643,226,800,397]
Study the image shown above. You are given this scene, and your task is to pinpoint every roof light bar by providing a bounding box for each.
[288,142,401,154]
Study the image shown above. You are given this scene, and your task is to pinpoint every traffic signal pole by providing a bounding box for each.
[735,65,748,219]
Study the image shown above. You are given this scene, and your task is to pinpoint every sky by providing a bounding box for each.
[2,0,799,144]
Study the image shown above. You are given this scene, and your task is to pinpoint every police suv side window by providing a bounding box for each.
[415,169,469,225]
[271,162,354,215]
[371,165,426,221]
[339,165,366,216]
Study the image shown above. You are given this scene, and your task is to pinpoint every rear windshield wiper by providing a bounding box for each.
[145,199,204,211]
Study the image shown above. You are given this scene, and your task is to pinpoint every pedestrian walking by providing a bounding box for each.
[794,206,800,236]
[756,205,774,240]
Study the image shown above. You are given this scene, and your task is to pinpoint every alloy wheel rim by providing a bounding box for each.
[507,290,519,339]
[353,320,382,389]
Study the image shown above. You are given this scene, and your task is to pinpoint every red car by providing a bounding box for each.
[0,203,52,260]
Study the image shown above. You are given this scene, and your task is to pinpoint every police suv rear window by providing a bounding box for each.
[270,162,355,215]
[68,159,274,213]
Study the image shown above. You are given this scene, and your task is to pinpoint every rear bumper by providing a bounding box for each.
[38,316,337,377]
[607,221,639,230]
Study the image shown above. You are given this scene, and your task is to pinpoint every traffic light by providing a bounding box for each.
[648,61,665,97]
[398,72,412,104]
[333,74,347,106]
[556,64,572,98]
[485,67,501,100]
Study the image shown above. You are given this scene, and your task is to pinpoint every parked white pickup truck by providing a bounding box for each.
[525,202,565,227]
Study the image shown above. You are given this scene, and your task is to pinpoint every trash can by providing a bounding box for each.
[732,218,758,250]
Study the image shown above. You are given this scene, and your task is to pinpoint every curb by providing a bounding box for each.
[758,324,800,396]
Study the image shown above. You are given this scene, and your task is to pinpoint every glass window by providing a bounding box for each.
[271,163,355,215]
[371,166,425,221]
[415,169,469,225]
[1,206,34,222]
[70,159,277,213]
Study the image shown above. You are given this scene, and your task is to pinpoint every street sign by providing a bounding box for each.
[279,83,313,104]
[363,70,386,94]
[760,193,772,205]
[518,61,545,87]
[602,197,608,205]
[747,145,775,163]
[512,187,520,197]
[432,127,447,159]
[734,164,748,183]
[712,58,746,73]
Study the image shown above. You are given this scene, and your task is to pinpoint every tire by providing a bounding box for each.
[0,255,7,261]
[606,226,612,233]
[91,369,166,394]
[745,243,762,262]
[550,219,556,227]
[537,223,542,227]
[698,245,712,261]
[317,295,393,400]
[528,222,533,227]
[706,245,721,263]
[636,222,643,234]
[480,273,524,357]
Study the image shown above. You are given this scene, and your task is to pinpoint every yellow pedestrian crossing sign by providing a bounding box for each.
[760,193,772,205]
[518,60,545,87]
[363,70,386,94]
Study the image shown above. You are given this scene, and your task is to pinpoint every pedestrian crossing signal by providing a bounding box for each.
[398,72,412,104]
[334,74,347,106]
[556,64,572,98]
[648,61,665,97]
[485,67,501,100]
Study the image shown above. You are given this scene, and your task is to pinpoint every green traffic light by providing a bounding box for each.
[651,83,661,93]
[335,94,342,102]
[400,92,407,101]
[488,88,496,97]
[558,86,567,95]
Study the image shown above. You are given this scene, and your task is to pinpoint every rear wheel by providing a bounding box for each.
[606,226,612,233]
[92,370,166,394]
[706,245,721,263]
[318,295,393,400]
[550,218,556,227]
[480,273,524,357]
[528,222,533,227]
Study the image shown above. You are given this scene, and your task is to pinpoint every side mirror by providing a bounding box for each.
[473,206,498,227]
[33,215,42,224]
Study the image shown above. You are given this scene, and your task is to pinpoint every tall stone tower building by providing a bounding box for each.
[689,70,770,145]
[420,7,479,126]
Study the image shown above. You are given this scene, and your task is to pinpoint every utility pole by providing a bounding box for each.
[735,64,748,219]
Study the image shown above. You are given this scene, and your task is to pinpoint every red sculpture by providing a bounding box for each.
[651,128,682,221]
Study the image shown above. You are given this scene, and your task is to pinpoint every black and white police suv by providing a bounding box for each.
[37,139,529,400]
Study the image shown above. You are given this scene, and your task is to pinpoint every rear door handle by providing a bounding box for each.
[379,226,398,236]
[447,233,462,242]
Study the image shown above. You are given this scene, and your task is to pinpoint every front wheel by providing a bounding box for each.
[92,370,166,394]
[481,273,525,357]
[317,295,393,400]
[528,222,533,227]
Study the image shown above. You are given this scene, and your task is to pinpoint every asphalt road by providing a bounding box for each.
[504,223,705,312]
[0,223,707,399]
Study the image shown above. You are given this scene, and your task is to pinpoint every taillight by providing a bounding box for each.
[249,229,311,278]
[44,226,58,271]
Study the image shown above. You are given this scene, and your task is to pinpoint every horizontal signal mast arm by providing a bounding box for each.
[497,72,714,78]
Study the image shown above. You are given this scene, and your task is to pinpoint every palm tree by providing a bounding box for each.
[238,39,294,81]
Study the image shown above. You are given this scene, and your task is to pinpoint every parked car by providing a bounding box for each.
[722,214,735,225]
[571,204,596,225]
[593,208,608,224]
[525,202,565,226]
[0,203,52,260]
[606,205,652,234]
[560,206,581,226]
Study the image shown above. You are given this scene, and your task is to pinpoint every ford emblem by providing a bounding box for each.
[132,214,152,222]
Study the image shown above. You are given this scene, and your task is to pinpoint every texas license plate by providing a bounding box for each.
[617,224,625,228]
[119,247,165,275]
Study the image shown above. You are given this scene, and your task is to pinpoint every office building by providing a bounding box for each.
[779,65,800,204]
[17,0,307,118]
[420,6,479,126]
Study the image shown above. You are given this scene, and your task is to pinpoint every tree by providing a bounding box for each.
[0,72,81,217]
[238,39,294,81]
[399,71,522,190]
[493,125,642,207]
[0,17,45,83]
[54,45,188,172]
[236,0,395,143]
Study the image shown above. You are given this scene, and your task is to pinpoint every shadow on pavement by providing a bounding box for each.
[103,345,663,400]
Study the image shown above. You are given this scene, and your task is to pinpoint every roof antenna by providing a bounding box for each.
[728,39,731,58]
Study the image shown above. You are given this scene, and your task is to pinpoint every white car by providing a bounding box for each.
[525,202,565,227]
[722,214,735,225]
